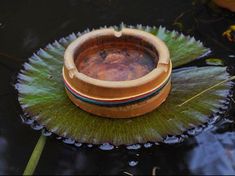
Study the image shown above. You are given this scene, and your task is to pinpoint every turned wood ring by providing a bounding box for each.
[63,28,172,118]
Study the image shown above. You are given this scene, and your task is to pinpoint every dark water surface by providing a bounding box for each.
[1,0,235,175]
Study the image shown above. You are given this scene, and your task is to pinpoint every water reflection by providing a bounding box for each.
[34,115,235,175]
[187,132,234,174]
[52,145,128,175]
[0,137,7,175]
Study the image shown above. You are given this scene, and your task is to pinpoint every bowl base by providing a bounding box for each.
[65,81,171,119]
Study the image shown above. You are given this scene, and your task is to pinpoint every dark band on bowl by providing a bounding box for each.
[63,76,171,107]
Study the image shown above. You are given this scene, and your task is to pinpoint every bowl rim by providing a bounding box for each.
[64,27,171,89]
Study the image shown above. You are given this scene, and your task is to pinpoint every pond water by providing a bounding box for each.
[0,0,235,174]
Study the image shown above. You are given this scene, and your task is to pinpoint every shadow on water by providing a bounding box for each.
[0,0,235,174]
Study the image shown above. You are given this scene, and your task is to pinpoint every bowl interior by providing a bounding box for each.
[74,34,159,81]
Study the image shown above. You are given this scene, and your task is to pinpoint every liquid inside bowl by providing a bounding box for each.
[75,37,158,81]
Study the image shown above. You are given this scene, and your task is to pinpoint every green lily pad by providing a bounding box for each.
[16,25,232,145]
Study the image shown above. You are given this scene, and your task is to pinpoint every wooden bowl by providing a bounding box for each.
[63,28,172,118]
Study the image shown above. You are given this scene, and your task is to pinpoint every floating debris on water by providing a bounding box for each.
[228,55,235,58]
[123,171,133,176]
[205,58,224,66]
[155,142,160,145]
[128,160,139,167]
[152,166,160,176]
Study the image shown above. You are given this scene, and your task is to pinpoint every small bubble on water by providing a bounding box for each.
[56,136,62,140]
[163,136,182,144]
[20,115,34,125]
[75,142,82,147]
[63,138,75,144]
[25,118,34,125]
[144,142,153,148]
[31,123,43,130]
[99,143,114,151]
[42,129,52,136]
[87,144,93,148]
[128,160,138,167]
[180,134,188,139]
[187,127,202,136]
[126,144,141,150]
